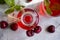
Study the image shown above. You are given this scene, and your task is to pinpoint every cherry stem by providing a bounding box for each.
[8,15,20,22]
[8,8,25,22]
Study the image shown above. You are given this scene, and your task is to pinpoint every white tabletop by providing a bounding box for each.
[0,0,60,40]
[15,0,43,6]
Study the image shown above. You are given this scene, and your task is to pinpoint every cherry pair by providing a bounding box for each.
[26,26,42,37]
[0,21,18,31]
[26,25,55,37]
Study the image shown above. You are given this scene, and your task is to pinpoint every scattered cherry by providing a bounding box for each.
[26,30,34,37]
[26,0,32,3]
[34,26,42,34]
[0,21,8,29]
[10,23,18,31]
[47,25,55,33]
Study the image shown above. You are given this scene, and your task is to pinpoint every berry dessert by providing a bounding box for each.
[0,21,8,29]
[46,25,55,33]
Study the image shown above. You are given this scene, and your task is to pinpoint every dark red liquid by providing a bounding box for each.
[39,2,60,17]
[23,14,33,24]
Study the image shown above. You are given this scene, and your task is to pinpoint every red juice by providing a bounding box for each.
[39,0,60,17]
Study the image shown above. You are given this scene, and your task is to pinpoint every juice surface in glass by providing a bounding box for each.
[17,8,39,30]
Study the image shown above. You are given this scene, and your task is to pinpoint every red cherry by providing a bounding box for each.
[27,0,32,3]
[0,21,8,29]
[26,30,34,37]
[47,25,55,33]
[10,23,18,31]
[34,26,42,34]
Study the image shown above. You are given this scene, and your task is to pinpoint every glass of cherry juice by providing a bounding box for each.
[39,0,60,17]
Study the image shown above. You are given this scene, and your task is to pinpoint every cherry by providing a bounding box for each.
[26,0,32,3]
[0,21,8,29]
[26,30,34,37]
[34,26,42,34]
[47,25,55,33]
[10,23,18,31]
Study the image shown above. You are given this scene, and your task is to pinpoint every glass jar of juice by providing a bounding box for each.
[7,8,39,30]
[17,8,39,30]
[39,0,60,17]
